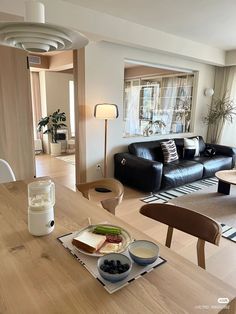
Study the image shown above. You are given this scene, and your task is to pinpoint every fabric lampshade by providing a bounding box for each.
[94,103,119,120]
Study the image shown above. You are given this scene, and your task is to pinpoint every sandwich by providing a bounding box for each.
[72,231,106,253]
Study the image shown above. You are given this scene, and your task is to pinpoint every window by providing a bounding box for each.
[69,80,75,137]
[123,72,195,137]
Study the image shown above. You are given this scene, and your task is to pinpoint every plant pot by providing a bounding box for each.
[50,142,61,156]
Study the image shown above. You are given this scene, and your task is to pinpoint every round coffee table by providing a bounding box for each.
[215,170,236,195]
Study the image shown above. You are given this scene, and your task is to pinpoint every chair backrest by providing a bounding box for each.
[140,203,222,269]
[77,178,124,215]
[0,159,16,184]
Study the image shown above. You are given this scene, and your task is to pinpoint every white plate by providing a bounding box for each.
[72,224,133,257]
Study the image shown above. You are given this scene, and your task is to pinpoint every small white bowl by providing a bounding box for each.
[128,240,159,266]
[97,253,132,282]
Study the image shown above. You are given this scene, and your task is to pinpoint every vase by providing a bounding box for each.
[50,142,61,156]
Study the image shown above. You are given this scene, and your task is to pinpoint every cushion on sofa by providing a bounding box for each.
[160,140,179,163]
[162,159,204,189]
[183,137,200,157]
[193,155,233,178]
[197,136,206,154]
[204,146,216,157]
[128,141,164,162]
[175,136,206,158]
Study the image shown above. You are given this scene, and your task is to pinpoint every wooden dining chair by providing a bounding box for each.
[140,203,222,269]
[77,178,124,215]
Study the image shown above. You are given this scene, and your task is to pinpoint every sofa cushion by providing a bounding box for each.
[184,148,195,159]
[160,140,179,163]
[128,141,164,162]
[162,160,204,189]
[193,155,233,178]
[203,146,216,157]
[175,136,206,159]
[184,137,200,157]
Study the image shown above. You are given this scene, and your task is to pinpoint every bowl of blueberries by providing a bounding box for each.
[97,253,132,282]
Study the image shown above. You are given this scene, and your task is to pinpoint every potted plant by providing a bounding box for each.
[38,109,67,156]
[204,92,236,144]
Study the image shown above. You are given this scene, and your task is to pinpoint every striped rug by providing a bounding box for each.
[141,177,218,204]
[141,177,236,243]
[221,224,236,243]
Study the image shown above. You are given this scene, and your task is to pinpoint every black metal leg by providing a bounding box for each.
[218,180,231,195]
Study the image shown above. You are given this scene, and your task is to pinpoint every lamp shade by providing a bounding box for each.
[94,103,119,120]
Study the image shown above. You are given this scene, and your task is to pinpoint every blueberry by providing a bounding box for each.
[101,259,129,274]
[104,265,110,272]
[100,264,105,271]
[109,269,116,274]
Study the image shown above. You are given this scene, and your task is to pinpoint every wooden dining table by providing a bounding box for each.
[0,178,235,314]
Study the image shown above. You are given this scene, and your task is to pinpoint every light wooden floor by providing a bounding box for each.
[36,153,76,191]
[35,154,236,289]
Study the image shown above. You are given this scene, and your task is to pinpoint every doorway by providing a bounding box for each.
[29,50,77,190]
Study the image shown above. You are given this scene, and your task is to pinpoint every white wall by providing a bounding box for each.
[84,42,216,180]
[221,121,236,146]
[1,0,225,66]
[44,71,73,138]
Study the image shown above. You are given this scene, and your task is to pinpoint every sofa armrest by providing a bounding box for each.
[206,143,236,167]
[114,153,163,193]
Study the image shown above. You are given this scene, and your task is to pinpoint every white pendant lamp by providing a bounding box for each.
[0,1,89,53]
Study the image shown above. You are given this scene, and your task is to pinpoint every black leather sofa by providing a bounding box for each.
[114,136,236,193]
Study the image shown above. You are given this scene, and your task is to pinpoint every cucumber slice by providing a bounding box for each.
[93,225,122,235]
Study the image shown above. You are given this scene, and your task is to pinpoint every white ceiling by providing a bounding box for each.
[62,0,236,50]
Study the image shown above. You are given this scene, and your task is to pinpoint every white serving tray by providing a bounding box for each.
[58,231,166,294]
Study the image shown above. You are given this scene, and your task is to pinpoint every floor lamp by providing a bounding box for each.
[94,103,119,179]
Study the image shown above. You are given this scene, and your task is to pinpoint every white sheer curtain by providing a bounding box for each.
[30,72,42,139]
[124,85,142,136]
[160,77,178,133]
[124,75,193,137]
[207,66,236,145]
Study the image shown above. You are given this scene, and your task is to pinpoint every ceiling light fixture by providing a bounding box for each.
[0,0,89,53]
